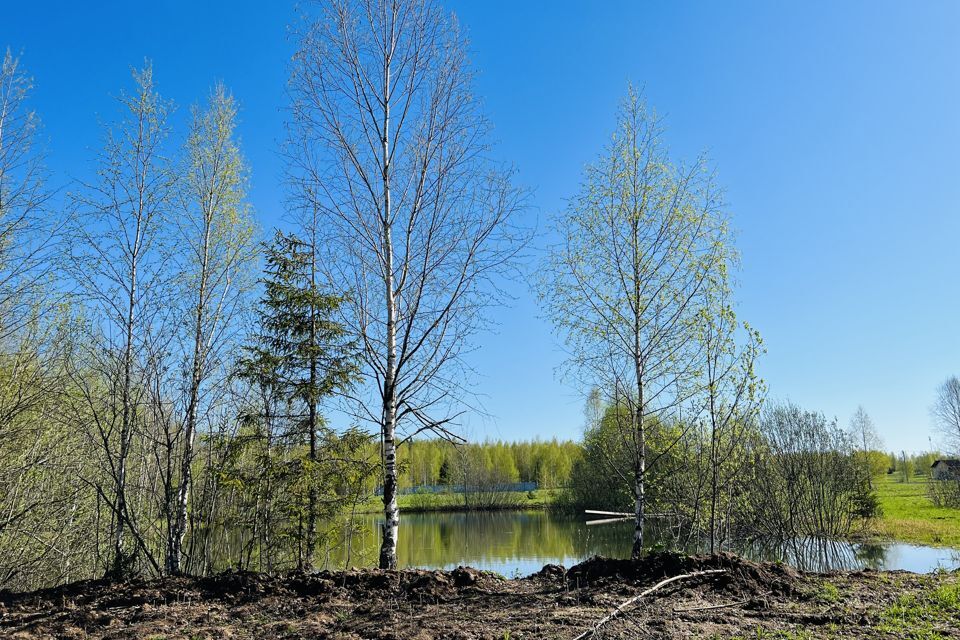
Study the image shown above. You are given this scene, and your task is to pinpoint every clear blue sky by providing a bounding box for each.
[5,1,959,453]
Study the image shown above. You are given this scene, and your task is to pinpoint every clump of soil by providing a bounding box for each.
[0,553,955,639]
[565,551,801,597]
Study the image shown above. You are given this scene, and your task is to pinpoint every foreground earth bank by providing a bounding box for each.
[2,552,958,639]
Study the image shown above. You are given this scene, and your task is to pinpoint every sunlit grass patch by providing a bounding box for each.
[869,474,960,547]
[813,581,841,604]
[876,579,960,639]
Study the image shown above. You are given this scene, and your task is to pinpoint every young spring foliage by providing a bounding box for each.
[539,87,736,558]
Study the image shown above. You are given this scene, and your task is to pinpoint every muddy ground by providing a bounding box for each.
[1,553,957,639]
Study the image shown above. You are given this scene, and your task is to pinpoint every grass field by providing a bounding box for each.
[871,473,960,547]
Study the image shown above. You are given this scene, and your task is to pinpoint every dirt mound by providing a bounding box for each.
[0,570,328,610]
[2,558,954,639]
[310,565,502,603]
[566,551,802,596]
[531,563,566,581]
[0,565,506,613]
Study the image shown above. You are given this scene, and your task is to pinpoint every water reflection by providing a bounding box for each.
[319,511,960,576]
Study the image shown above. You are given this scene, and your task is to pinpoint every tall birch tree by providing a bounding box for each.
[848,405,881,491]
[933,377,960,454]
[166,84,257,575]
[288,0,525,568]
[539,88,733,558]
[68,64,175,576]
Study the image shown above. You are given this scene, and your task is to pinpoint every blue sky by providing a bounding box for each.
[5,1,959,453]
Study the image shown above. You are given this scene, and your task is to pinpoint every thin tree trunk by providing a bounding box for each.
[113,224,139,576]
[632,370,646,559]
[632,432,645,559]
[168,215,211,575]
[378,45,400,570]
[305,214,319,570]
[380,225,400,569]
[709,382,719,554]
[631,215,645,561]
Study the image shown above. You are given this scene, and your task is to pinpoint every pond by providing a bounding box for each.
[319,510,960,575]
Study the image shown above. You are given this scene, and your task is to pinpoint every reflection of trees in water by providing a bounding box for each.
[323,512,636,570]
[396,512,583,568]
[675,536,885,572]
[199,512,960,574]
[325,515,884,572]
[854,542,887,568]
[849,542,960,573]
[740,538,863,572]
[570,519,633,559]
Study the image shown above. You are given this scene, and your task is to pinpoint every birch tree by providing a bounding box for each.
[166,84,258,575]
[288,0,525,568]
[68,63,175,576]
[849,406,880,451]
[0,49,56,341]
[848,405,882,491]
[696,289,763,552]
[539,88,732,558]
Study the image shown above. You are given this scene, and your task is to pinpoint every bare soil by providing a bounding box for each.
[1,553,956,639]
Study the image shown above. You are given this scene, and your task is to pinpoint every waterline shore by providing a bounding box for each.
[362,475,960,549]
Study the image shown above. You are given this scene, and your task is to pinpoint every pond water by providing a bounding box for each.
[319,510,960,575]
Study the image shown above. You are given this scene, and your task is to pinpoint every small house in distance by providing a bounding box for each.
[930,459,960,481]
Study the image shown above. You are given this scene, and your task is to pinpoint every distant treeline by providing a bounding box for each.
[396,439,581,491]
[886,451,940,481]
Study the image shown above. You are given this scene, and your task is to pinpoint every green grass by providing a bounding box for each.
[720,630,816,640]
[870,473,960,547]
[876,578,960,639]
[813,581,841,604]
[355,488,563,514]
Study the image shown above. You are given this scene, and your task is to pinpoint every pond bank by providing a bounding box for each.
[355,488,564,514]
[3,552,958,639]
[365,475,960,551]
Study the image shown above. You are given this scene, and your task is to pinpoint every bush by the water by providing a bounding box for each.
[563,400,880,546]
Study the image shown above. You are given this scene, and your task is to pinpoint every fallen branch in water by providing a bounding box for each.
[572,569,726,640]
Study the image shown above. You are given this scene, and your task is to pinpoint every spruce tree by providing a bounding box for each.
[238,230,357,569]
